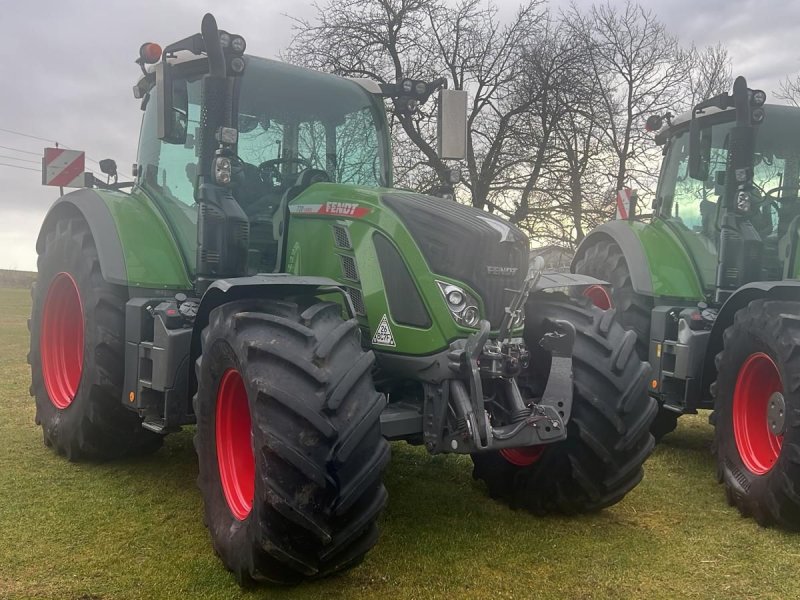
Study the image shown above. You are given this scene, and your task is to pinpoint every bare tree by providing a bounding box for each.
[776,74,800,107]
[686,43,733,107]
[566,1,692,195]
[285,0,727,251]
[287,0,546,209]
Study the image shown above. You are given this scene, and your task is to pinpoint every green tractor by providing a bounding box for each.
[574,76,800,527]
[29,14,655,584]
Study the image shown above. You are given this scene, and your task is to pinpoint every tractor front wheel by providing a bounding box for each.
[471,294,656,513]
[574,239,679,441]
[29,216,162,460]
[194,298,390,584]
[713,299,800,528]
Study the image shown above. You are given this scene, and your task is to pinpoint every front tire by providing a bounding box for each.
[194,298,390,584]
[574,239,678,441]
[29,216,162,460]
[471,294,657,513]
[713,299,800,528]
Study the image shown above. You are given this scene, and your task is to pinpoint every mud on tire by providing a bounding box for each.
[472,293,657,513]
[28,216,162,460]
[194,298,390,584]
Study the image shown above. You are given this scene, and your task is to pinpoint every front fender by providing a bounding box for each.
[190,274,352,393]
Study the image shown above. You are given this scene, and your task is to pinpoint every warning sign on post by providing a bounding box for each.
[372,314,396,347]
[42,148,86,188]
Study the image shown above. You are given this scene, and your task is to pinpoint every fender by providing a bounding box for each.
[699,280,800,408]
[36,188,192,290]
[573,221,705,300]
[189,274,355,390]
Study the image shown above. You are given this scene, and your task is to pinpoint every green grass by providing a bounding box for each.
[2,286,798,599]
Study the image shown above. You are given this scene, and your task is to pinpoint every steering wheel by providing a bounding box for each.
[763,186,799,202]
[258,157,312,187]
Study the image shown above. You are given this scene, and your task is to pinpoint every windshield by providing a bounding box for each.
[237,58,391,191]
[658,106,800,237]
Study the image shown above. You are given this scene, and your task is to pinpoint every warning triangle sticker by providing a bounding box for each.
[372,314,396,347]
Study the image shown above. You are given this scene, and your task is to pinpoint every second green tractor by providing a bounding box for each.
[575,76,800,528]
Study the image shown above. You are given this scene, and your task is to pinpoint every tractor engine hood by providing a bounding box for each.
[381,192,528,328]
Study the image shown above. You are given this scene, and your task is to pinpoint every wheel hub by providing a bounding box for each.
[582,285,612,310]
[500,446,544,467]
[40,272,84,409]
[732,352,784,475]
[767,391,786,436]
[216,368,255,521]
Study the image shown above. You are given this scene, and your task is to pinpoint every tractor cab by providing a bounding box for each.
[653,103,800,290]
[134,54,393,275]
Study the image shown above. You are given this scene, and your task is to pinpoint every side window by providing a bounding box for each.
[138,78,203,207]
[661,126,730,233]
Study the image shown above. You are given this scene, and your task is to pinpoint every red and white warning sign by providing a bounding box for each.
[42,148,86,188]
[615,187,636,220]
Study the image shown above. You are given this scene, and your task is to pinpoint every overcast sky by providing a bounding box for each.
[1,0,798,271]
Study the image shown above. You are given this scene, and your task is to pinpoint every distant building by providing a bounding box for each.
[530,245,573,272]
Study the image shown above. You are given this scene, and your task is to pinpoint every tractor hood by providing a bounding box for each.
[381,192,529,327]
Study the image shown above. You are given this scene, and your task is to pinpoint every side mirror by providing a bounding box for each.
[156,62,189,145]
[437,89,467,161]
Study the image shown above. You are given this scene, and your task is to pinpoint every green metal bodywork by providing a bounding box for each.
[284,183,489,355]
[636,219,708,300]
[585,219,707,301]
[97,189,193,290]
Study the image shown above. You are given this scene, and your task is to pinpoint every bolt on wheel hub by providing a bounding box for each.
[767,391,786,436]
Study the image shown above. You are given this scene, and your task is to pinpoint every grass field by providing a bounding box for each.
[2,285,798,599]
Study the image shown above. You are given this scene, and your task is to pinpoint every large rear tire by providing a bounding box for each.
[471,294,657,513]
[574,239,679,441]
[194,298,390,584]
[713,299,800,528]
[28,216,162,460]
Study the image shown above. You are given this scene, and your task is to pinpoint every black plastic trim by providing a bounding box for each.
[373,232,431,329]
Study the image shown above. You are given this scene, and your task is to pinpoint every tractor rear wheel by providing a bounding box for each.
[28,216,162,460]
[574,239,679,441]
[194,298,390,584]
[713,299,800,528]
[471,294,656,514]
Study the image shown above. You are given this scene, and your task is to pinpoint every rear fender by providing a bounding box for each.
[36,189,192,290]
[573,220,705,301]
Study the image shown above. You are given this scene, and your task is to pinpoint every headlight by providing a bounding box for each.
[213,156,232,185]
[437,281,481,328]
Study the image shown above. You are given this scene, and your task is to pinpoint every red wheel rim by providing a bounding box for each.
[582,285,612,310]
[500,446,545,467]
[40,272,84,409]
[216,368,255,520]
[733,352,783,475]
